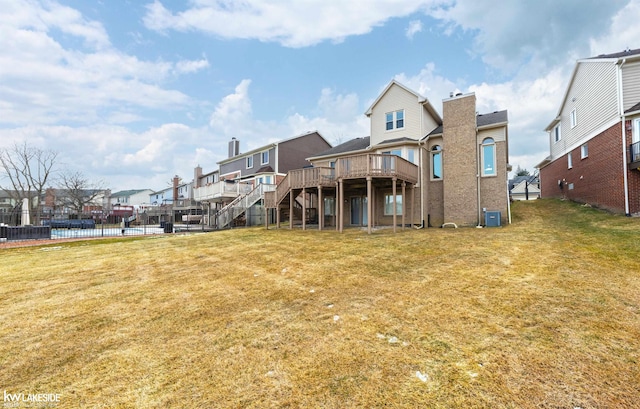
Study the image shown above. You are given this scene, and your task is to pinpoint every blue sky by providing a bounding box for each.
[1,0,639,192]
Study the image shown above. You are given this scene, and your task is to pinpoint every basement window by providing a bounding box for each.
[581,143,588,159]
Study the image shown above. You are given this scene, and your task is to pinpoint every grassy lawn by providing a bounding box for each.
[1,199,639,408]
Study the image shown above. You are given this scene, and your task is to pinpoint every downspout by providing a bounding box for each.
[418,136,428,228]
[618,58,631,215]
[476,127,482,227]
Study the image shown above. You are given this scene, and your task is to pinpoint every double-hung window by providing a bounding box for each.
[246,156,253,169]
[261,151,269,165]
[385,110,405,131]
[570,109,577,128]
[553,124,561,143]
[481,138,496,176]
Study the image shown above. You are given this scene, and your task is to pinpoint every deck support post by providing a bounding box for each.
[289,190,294,230]
[402,181,406,230]
[367,176,372,234]
[302,188,306,231]
[339,179,344,233]
[318,186,323,231]
[392,178,397,233]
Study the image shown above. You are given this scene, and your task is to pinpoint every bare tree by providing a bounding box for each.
[56,170,107,216]
[0,142,58,224]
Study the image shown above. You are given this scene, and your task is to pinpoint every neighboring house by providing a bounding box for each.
[265,80,511,232]
[43,188,108,216]
[192,131,332,227]
[109,189,154,214]
[0,190,20,224]
[509,176,540,201]
[537,48,640,215]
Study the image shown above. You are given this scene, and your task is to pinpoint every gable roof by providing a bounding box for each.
[426,110,508,137]
[587,48,640,60]
[218,131,330,165]
[307,137,370,160]
[548,48,640,130]
[364,80,442,124]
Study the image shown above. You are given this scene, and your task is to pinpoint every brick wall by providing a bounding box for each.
[540,122,633,213]
[442,94,479,226]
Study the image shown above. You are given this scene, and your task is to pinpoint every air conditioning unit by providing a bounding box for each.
[484,211,501,227]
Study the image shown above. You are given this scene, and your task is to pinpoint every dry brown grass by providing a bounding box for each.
[1,199,639,408]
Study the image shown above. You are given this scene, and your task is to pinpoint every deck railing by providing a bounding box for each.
[269,154,418,207]
[193,180,253,202]
[216,183,275,228]
[336,154,418,182]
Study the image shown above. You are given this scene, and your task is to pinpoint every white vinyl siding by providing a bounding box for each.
[622,62,640,112]
[369,84,423,146]
[550,61,618,160]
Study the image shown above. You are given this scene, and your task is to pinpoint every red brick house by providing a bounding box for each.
[537,48,640,215]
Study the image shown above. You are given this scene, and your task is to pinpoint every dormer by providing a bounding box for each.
[365,80,442,147]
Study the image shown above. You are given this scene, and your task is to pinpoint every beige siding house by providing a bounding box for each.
[265,80,511,232]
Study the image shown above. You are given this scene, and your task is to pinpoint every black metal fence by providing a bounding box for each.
[0,211,212,243]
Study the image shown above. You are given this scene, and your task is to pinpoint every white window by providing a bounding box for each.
[385,110,405,131]
[407,148,415,164]
[431,145,442,180]
[261,151,269,165]
[633,118,640,143]
[554,124,561,143]
[581,143,588,159]
[384,194,403,215]
[567,152,572,169]
[570,109,577,128]
[246,156,253,168]
[481,138,496,176]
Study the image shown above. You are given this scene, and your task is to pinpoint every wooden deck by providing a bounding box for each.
[265,154,418,208]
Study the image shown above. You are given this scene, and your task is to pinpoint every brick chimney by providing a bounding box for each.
[172,175,179,201]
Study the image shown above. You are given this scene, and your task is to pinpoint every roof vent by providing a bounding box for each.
[449,92,454,98]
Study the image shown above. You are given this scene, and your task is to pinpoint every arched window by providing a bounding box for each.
[431,145,442,180]
[481,138,496,176]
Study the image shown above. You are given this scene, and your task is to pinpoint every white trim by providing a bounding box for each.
[570,108,577,128]
[580,143,589,159]
[567,152,573,169]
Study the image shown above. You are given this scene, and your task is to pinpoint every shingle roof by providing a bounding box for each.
[256,165,274,173]
[426,110,508,137]
[625,101,640,114]
[310,137,370,158]
[589,48,640,59]
[111,189,150,197]
[378,137,418,145]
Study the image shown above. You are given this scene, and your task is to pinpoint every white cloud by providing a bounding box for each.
[405,20,423,40]
[432,0,629,73]
[143,0,440,47]
[0,1,204,127]
[175,57,210,74]
[589,0,640,55]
